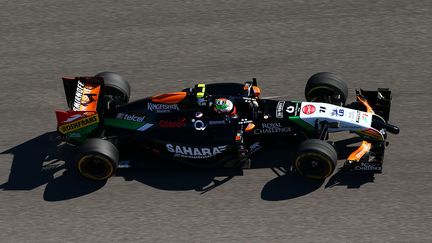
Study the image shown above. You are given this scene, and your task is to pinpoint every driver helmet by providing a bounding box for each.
[213,98,234,114]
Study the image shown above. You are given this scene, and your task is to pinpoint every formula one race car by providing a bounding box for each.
[55,72,399,180]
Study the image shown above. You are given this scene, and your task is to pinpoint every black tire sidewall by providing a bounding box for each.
[95,71,131,103]
[305,72,348,105]
[295,139,337,179]
[76,138,119,180]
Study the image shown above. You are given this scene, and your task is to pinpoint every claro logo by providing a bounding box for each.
[159,118,187,128]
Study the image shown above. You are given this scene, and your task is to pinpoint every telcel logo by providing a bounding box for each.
[117,113,145,122]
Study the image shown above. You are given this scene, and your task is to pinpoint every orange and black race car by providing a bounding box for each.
[56,72,399,181]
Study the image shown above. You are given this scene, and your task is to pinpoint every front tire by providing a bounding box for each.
[305,72,348,106]
[76,138,119,180]
[294,139,337,180]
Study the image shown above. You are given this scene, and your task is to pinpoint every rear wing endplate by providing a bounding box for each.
[62,77,104,111]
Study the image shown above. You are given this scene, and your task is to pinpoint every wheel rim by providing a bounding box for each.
[78,155,114,180]
[295,153,334,179]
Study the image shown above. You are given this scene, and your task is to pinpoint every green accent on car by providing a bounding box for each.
[289,116,315,131]
[65,124,99,143]
[104,118,145,130]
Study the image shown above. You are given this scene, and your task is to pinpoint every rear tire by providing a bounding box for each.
[305,72,348,106]
[294,139,337,180]
[76,138,119,180]
[95,71,131,108]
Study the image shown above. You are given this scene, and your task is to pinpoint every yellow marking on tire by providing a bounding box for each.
[295,152,335,179]
[77,154,114,180]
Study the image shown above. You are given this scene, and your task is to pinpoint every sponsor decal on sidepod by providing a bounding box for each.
[249,142,261,153]
[254,123,291,134]
[159,118,187,128]
[147,103,179,112]
[193,120,207,131]
[116,113,146,122]
[209,120,227,125]
[166,144,228,159]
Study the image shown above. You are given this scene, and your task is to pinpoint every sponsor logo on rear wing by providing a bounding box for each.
[55,110,100,134]
[58,114,99,134]
[62,77,104,111]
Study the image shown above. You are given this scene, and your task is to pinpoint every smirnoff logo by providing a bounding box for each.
[73,81,85,111]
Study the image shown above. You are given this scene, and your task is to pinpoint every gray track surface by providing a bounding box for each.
[1,1,431,242]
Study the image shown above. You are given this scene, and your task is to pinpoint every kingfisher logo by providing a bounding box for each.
[302,104,316,115]
[147,103,179,112]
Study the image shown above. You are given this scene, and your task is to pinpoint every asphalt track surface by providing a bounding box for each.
[1,1,432,242]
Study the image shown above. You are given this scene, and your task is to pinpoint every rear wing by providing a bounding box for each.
[56,77,104,143]
[62,76,104,111]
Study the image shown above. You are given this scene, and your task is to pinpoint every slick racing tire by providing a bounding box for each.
[294,139,337,180]
[305,72,348,106]
[76,138,119,180]
[95,71,131,108]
